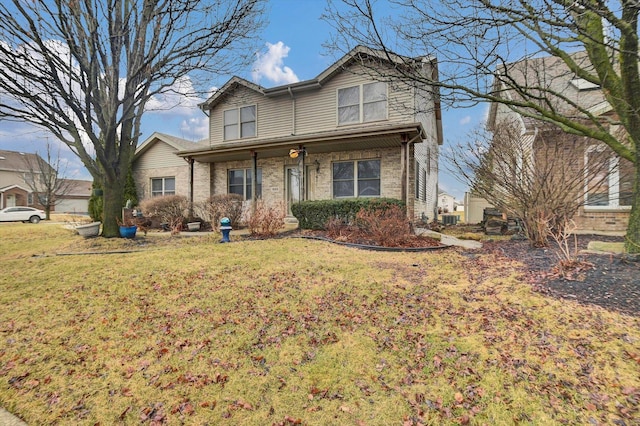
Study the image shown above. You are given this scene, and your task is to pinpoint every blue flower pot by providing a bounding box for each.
[119,225,137,239]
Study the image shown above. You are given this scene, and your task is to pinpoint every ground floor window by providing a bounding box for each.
[151,177,175,197]
[228,168,262,200]
[332,159,380,198]
[585,146,633,208]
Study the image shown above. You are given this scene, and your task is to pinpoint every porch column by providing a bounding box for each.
[251,150,258,214]
[299,145,305,202]
[401,141,407,202]
[188,157,194,218]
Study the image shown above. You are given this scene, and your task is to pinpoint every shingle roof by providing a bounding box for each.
[0,149,51,173]
[489,51,611,131]
[135,132,208,158]
[199,45,437,110]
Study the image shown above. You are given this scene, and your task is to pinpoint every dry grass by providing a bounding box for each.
[0,223,638,425]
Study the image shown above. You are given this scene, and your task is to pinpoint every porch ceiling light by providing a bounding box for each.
[289,148,306,159]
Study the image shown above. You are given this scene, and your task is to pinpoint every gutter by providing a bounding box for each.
[176,123,426,158]
[405,133,422,211]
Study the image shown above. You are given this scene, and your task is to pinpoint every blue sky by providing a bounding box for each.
[0,0,486,201]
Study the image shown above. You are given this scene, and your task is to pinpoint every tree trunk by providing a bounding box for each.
[101,178,126,238]
[626,163,640,254]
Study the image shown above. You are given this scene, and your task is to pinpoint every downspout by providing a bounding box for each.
[404,133,422,218]
[251,150,258,215]
[299,145,305,202]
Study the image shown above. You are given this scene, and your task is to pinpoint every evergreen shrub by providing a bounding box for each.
[291,198,406,229]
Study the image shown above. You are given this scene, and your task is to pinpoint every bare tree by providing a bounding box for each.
[22,140,75,220]
[0,0,265,237]
[324,0,640,252]
[447,119,610,247]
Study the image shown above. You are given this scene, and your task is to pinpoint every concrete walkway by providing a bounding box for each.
[415,228,483,249]
[0,407,26,426]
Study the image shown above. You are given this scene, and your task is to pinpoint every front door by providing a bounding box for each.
[285,165,301,215]
[6,194,16,207]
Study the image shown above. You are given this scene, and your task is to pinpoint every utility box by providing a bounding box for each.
[442,215,458,226]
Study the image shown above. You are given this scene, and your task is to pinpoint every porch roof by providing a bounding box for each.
[0,184,30,193]
[176,122,426,163]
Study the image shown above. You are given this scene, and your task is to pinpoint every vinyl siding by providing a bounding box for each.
[209,87,292,144]
[134,141,186,170]
[0,170,27,188]
[296,65,415,135]
[208,64,417,143]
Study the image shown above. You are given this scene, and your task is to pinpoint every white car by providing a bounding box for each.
[0,206,46,223]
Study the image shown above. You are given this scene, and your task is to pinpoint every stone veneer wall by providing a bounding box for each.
[209,147,405,205]
[133,165,190,200]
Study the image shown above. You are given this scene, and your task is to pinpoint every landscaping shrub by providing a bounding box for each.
[139,195,189,232]
[291,198,406,229]
[355,203,412,246]
[245,200,286,236]
[194,194,244,228]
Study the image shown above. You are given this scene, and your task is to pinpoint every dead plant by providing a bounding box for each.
[355,204,412,247]
[549,219,594,280]
[245,200,286,237]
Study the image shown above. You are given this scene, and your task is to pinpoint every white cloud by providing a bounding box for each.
[459,115,471,125]
[252,42,299,86]
[145,76,204,116]
[179,116,209,141]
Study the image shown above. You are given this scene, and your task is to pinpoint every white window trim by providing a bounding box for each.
[228,168,262,200]
[584,145,631,211]
[332,159,381,198]
[150,177,176,197]
[336,82,388,126]
[223,105,257,141]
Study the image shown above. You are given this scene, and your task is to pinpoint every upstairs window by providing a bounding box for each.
[224,105,256,140]
[338,82,387,125]
[151,177,175,197]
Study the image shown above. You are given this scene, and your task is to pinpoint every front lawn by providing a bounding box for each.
[0,224,638,425]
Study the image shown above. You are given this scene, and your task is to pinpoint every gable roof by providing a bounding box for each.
[176,121,426,163]
[200,45,438,111]
[488,51,612,131]
[0,184,31,193]
[135,132,208,159]
[0,149,51,173]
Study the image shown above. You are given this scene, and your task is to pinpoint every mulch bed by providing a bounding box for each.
[479,235,640,316]
[261,229,639,315]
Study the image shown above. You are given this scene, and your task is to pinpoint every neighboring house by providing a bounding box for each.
[56,179,93,214]
[0,150,47,209]
[437,191,456,213]
[487,52,633,232]
[0,149,91,213]
[134,46,443,221]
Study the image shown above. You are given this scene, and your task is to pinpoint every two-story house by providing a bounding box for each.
[133,46,443,222]
[487,52,633,232]
[0,150,37,209]
[0,149,92,213]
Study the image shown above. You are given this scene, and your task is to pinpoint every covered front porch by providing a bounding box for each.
[177,123,426,218]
